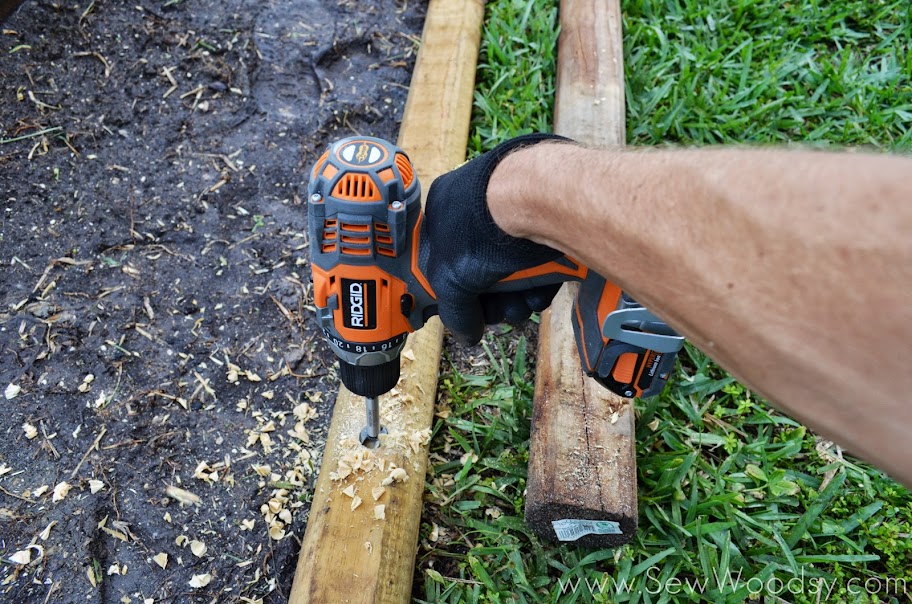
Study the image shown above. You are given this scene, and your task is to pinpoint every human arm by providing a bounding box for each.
[486,142,912,487]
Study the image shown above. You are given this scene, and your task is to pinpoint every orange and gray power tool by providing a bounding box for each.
[307,137,683,447]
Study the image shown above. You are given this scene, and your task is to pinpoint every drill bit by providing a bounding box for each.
[365,396,380,439]
[359,396,386,449]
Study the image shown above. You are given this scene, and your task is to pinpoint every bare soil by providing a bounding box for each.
[0,1,424,602]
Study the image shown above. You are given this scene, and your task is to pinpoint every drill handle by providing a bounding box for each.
[488,256,591,291]
[571,271,683,398]
[493,258,684,398]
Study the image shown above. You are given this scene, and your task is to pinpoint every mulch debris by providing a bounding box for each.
[0,1,424,602]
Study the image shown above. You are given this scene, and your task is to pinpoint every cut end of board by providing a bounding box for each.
[526,284,638,549]
[525,503,637,549]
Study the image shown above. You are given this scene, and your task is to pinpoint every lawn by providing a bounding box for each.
[414,1,912,602]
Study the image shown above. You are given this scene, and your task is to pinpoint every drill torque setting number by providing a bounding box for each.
[323,330,406,355]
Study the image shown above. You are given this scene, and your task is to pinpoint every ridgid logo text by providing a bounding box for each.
[342,279,375,330]
[349,282,366,327]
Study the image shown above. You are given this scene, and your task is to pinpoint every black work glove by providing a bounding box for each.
[425,133,573,344]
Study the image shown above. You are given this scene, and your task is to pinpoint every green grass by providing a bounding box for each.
[467,0,559,156]
[624,0,912,148]
[414,0,912,602]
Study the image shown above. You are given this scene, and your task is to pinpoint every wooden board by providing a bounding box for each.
[524,0,638,548]
[288,1,484,602]
[0,0,25,22]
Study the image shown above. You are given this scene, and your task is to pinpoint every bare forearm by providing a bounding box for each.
[489,143,912,485]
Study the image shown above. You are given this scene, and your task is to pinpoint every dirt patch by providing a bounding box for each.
[0,1,424,602]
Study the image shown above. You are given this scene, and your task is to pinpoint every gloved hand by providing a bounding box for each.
[425,133,573,344]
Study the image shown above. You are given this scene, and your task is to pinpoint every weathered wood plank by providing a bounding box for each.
[289,1,484,602]
[525,0,638,548]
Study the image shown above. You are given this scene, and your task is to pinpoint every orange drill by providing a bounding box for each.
[307,137,683,447]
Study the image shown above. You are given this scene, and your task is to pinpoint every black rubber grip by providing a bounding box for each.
[338,359,400,398]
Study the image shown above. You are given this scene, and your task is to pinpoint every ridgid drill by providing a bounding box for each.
[307,137,683,447]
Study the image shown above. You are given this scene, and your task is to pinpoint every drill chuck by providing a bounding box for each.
[338,358,400,398]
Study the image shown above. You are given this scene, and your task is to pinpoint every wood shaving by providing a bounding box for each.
[4,383,21,400]
[22,422,38,439]
[193,461,219,484]
[78,374,94,393]
[39,521,56,540]
[143,297,154,320]
[188,573,212,588]
[101,525,129,542]
[52,481,71,502]
[381,467,408,486]
[339,447,373,473]
[260,488,291,541]
[89,479,105,493]
[8,549,32,565]
[341,485,356,498]
[408,428,431,453]
[251,464,271,477]
[371,486,386,501]
[350,495,362,511]
[293,402,318,423]
[190,540,207,558]
[374,504,385,520]
[10,544,44,566]
[258,432,273,453]
[330,460,352,481]
[460,452,479,465]
[287,421,310,442]
[166,485,201,506]
[153,553,168,569]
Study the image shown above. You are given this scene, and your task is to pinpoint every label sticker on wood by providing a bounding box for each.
[552,519,622,541]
